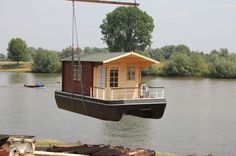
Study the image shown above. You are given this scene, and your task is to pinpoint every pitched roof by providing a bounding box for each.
[62,51,159,65]
[62,52,127,63]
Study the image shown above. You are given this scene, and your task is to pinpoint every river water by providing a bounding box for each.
[0,72,236,155]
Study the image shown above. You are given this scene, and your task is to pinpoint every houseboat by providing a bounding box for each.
[55,51,166,121]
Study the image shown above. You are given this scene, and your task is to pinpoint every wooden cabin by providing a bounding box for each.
[61,52,162,100]
[56,51,166,121]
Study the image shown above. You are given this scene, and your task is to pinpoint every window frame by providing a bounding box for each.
[110,67,119,88]
[97,66,107,88]
[73,63,81,81]
[127,66,136,81]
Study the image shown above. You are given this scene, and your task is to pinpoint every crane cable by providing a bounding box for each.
[134,0,138,52]
[70,0,138,116]
[71,0,88,116]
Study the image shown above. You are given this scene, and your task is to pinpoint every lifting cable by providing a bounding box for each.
[70,0,138,116]
[71,0,88,116]
[134,0,138,52]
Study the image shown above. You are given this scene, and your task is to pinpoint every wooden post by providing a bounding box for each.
[111,90,113,100]
[90,87,92,97]
[103,89,105,100]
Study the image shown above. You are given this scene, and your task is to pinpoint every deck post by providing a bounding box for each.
[163,89,165,98]
[111,90,113,100]
[156,88,158,98]
[96,88,98,98]
[103,89,105,99]
[125,88,127,99]
[90,87,92,97]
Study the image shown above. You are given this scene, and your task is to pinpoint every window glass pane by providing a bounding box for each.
[97,66,107,88]
[73,64,81,81]
[110,67,118,87]
[127,66,135,80]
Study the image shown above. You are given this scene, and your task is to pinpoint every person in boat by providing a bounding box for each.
[36,82,44,87]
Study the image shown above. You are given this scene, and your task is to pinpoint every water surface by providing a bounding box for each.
[0,72,236,156]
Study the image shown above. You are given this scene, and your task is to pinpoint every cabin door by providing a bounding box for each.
[97,66,107,88]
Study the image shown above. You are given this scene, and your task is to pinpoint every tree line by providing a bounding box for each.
[4,38,109,73]
[4,37,236,79]
[141,45,236,79]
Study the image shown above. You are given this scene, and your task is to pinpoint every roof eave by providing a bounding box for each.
[103,52,159,65]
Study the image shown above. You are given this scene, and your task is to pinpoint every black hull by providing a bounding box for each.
[55,91,166,121]
[24,84,45,88]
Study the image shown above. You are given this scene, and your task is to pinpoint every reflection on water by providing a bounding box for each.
[7,72,29,84]
[102,116,151,148]
[0,72,236,156]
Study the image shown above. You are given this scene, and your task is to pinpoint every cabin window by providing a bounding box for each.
[110,67,118,87]
[127,66,135,80]
[73,64,81,81]
[97,66,107,88]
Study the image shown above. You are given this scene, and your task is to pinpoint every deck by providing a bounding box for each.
[90,86,165,100]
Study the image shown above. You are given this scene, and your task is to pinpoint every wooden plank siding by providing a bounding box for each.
[104,62,141,99]
[92,57,142,99]
[62,61,95,96]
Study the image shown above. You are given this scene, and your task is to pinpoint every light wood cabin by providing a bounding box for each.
[62,52,160,100]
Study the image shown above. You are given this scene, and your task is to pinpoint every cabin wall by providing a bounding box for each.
[62,61,94,96]
[107,62,141,88]
[92,61,142,100]
[108,63,141,99]
[62,61,71,92]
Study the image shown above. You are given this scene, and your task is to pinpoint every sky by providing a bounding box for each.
[0,0,236,54]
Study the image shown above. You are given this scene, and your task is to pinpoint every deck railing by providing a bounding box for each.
[90,86,165,100]
[148,87,165,99]
[90,87,106,99]
[111,87,139,100]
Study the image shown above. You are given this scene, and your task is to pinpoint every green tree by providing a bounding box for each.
[0,53,6,60]
[175,44,191,55]
[210,48,229,57]
[161,52,191,76]
[60,46,82,59]
[160,44,191,60]
[32,48,61,73]
[160,45,176,59]
[207,54,236,78]
[100,6,154,52]
[83,47,108,53]
[189,52,206,76]
[27,47,37,60]
[146,47,165,61]
[218,48,229,57]
[7,38,28,64]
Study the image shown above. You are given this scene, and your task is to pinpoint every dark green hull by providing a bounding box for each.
[55,91,166,121]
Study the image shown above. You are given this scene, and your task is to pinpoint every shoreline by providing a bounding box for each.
[1,136,179,156]
[1,61,236,80]
[0,61,32,72]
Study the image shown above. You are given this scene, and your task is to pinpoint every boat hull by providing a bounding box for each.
[55,91,166,121]
[24,84,45,88]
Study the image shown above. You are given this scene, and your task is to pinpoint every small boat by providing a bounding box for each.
[24,82,45,88]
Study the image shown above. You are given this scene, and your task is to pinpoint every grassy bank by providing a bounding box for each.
[35,139,65,147]
[0,61,32,72]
